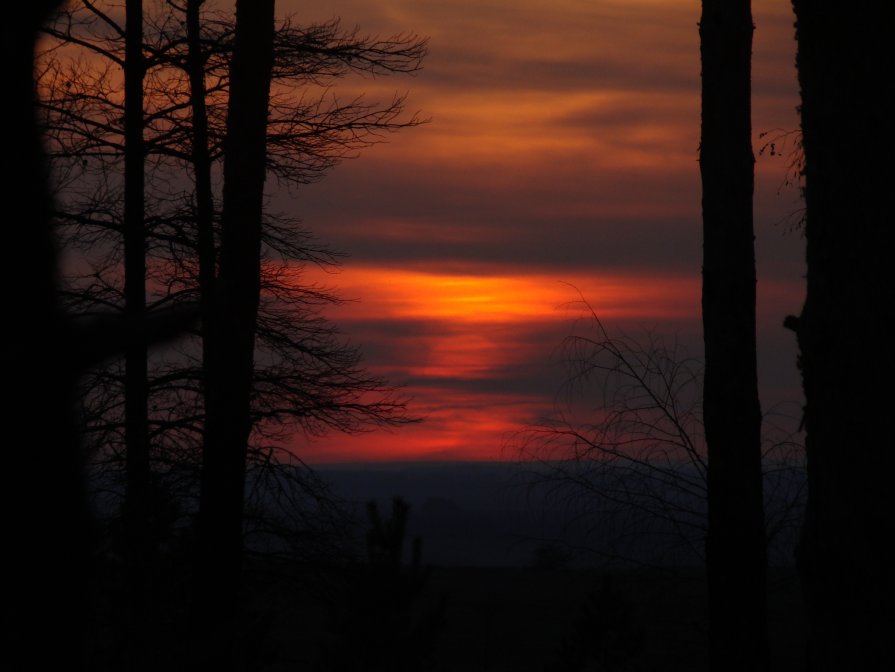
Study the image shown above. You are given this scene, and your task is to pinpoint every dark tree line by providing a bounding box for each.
[518,4,892,668]
[526,4,885,671]
[34,0,426,668]
[700,1,894,668]
[3,2,194,667]
[528,6,778,669]
[700,3,895,668]
[40,0,424,513]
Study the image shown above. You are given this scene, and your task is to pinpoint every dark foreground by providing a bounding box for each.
[86,556,807,670]
[254,564,806,672]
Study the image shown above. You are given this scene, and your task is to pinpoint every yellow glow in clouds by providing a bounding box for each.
[306,265,699,325]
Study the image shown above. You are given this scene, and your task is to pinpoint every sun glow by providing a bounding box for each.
[290,263,703,462]
[304,264,699,325]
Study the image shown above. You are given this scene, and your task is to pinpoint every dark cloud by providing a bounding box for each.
[420,49,698,97]
[319,219,699,274]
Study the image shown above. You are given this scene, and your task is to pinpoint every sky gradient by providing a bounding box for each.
[278,0,805,463]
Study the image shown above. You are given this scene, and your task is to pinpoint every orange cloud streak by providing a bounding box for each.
[296,386,547,463]
[305,265,700,324]
[291,264,707,462]
[273,0,803,463]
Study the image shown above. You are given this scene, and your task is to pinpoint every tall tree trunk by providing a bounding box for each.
[699,2,767,669]
[123,1,151,668]
[185,0,219,417]
[186,0,217,330]
[3,2,90,667]
[789,3,894,669]
[194,0,275,665]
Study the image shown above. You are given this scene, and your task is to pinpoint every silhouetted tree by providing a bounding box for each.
[699,1,767,668]
[320,498,445,672]
[788,3,894,669]
[519,308,803,569]
[3,5,196,667]
[40,0,425,666]
[757,128,805,233]
[520,313,709,564]
[39,4,424,490]
[191,1,276,664]
[39,2,425,477]
[121,2,155,668]
[3,2,91,666]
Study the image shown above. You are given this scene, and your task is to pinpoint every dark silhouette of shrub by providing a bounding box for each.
[319,497,446,672]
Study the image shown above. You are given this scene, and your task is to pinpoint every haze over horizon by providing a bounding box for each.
[277,0,804,463]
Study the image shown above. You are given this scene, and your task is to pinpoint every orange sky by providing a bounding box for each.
[293,265,702,461]
[273,0,804,463]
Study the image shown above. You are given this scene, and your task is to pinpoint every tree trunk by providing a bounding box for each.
[194,0,275,665]
[185,0,220,481]
[123,1,152,668]
[699,2,767,669]
[186,0,217,336]
[3,2,90,667]
[790,3,894,669]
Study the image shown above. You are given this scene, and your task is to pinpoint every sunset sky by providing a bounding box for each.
[277,0,805,463]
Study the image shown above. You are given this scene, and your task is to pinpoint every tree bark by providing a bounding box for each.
[790,2,894,669]
[699,2,767,669]
[123,1,152,668]
[194,0,275,666]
